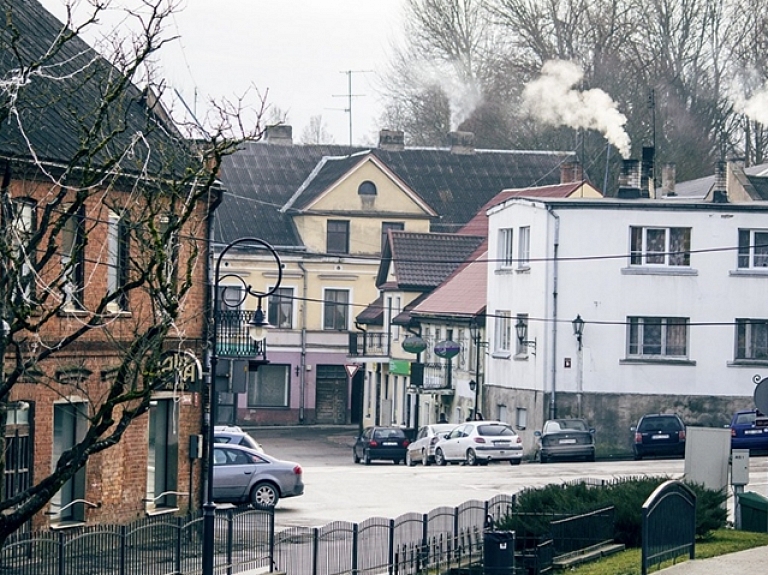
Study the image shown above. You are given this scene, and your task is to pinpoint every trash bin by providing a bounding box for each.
[738,491,768,533]
[483,530,516,575]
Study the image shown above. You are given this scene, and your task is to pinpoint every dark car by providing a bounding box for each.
[535,418,595,463]
[212,443,303,508]
[632,413,686,460]
[730,410,768,452]
[353,426,410,465]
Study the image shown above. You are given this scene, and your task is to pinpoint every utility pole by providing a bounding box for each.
[332,70,370,145]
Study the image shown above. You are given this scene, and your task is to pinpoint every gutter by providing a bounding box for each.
[298,261,308,423]
[547,205,560,420]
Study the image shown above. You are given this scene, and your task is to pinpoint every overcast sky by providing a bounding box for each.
[41,0,406,145]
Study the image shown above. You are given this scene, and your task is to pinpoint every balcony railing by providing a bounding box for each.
[216,310,262,357]
[348,331,390,357]
[420,362,454,391]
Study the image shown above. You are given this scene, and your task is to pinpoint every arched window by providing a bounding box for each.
[357,181,377,196]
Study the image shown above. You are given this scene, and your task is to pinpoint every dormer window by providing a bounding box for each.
[358,181,377,196]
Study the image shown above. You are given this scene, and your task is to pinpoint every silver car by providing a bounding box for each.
[434,421,524,466]
[406,423,457,466]
[212,443,304,508]
[213,425,264,453]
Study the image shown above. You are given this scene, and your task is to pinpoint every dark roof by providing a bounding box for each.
[356,295,384,326]
[217,139,577,247]
[378,231,485,290]
[0,1,192,177]
[746,175,768,200]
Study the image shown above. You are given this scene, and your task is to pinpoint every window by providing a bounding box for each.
[107,212,130,310]
[515,314,529,355]
[268,287,294,328]
[381,221,404,252]
[498,228,514,268]
[327,220,350,254]
[10,199,35,301]
[51,402,87,522]
[518,226,530,267]
[628,317,688,358]
[358,181,377,196]
[247,364,289,407]
[61,206,86,310]
[630,226,690,266]
[159,214,180,285]
[738,229,768,269]
[323,289,349,330]
[494,311,512,353]
[146,399,179,512]
[385,295,401,341]
[736,319,768,361]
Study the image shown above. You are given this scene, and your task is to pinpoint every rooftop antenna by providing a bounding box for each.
[331,70,370,145]
[648,87,657,188]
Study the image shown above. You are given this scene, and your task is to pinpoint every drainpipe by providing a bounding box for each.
[298,261,308,423]
[547,205,560,421]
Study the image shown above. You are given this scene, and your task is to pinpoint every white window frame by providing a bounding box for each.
[498,228,514,268]
[517,226,530,268]
[627,316,689,359]
[494,311,512,353]
[735,319,768,361]
[630,226,691,267]
[738,229,768,269]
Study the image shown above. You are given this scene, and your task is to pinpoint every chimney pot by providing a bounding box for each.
[617,159,643,199]
[661,163,676,196]
[265,125,293,146]
[448,131,475,155]
[378,129,405,151]
[559,161,583,184]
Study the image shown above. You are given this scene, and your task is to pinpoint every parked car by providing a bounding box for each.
[730,410,768,452]
[353,426,410,465]
[406,423,457,466]
[631,413,686,460]
[212,443,303,508]
[433,421,524,466]
[214,425,264,453]
[535,418,595,463]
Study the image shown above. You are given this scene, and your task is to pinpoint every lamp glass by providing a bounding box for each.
[515,318,526,342]
[572,315,584,337]
[248,308,269,341]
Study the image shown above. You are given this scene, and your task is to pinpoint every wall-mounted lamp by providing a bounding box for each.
[515,318,536,355]
[572,314,585,350]
[468,379,477,392]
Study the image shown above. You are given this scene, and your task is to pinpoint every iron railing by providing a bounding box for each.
[216,310,263,357]
[348,331,390,357]
[641,480,696,575]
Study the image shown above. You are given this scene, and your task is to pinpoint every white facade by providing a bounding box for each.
[486,196,768,452]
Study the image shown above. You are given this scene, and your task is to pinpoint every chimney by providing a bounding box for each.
[616,159,643,199]
[712,160,728,203]
[661,163,676,196]
[378,129,405,151]
[641,146,655,198]
[559,161,584,184]
[448,131,475,155]
[264,125,293,146]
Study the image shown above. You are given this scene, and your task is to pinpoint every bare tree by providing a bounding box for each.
[300,115,335,145]
[0,0,265,544]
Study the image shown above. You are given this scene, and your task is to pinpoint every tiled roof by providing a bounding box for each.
[356,295,384,326]
[746,175,768,200]
[411,250,488,320]
[378,231,485,290]
[217,139,577,247]
[0,1,191,177]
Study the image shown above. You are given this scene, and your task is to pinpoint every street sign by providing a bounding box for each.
[345,364,360,378]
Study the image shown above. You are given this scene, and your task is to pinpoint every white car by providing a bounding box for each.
[406,423,457,466]
[434,421,524,466]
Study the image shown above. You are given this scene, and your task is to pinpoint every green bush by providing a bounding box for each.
[495,477,727,548]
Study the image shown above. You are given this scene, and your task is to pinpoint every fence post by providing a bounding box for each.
[175,517,182,575]
[312,527,319,575]
[351,523,359,575]
[57,530,64,575]
[388,519,395,575]
[269,508,275,573]
[120,525,127,575]
[420,513,428,571]
[226,509,234,575]
[452,507,459,563]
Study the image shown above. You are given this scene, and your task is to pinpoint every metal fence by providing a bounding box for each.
[641,480,696,575]
[0,507,273,575]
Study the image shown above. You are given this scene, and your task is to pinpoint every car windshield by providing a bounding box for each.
[477,424,515,437]
[553,420,588,431]
[735,412,756,425]
[373,429,405,440]
[638,417,680,432]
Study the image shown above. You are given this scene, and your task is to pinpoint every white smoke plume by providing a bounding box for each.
[733,81,768,125]
[411,59,482,130]
[522,60,632,158]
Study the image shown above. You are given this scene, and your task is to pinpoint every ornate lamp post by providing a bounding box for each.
[468,319,484,418]
[572,315,585,417]
[202,237,282,575]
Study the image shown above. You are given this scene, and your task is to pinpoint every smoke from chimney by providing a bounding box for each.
[410,60,482,130]
[734,81,768,125]
[522,60,632,158]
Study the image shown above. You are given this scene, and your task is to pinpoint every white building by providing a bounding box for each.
[485,162,768,454]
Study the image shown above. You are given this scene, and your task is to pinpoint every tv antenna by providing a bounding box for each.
[332,70,371,145]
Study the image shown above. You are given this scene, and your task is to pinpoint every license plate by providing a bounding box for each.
[383,442,397,446]
[559,439,576,444]
[652,434,669,439]
[745,430,762,435]
[494,442,511,447]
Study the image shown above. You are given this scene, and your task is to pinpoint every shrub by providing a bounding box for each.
[495,477,727,549]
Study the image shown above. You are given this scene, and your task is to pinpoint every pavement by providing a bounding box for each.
[656,545,768,573]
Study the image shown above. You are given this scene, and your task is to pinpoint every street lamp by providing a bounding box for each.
[202,237,282,575]
[515,317,536,355]
[572,315,585,417]
[469,319,484,418]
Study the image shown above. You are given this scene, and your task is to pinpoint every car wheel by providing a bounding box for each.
[510,459,522,466]
[539,452,548,464]
[406,451,415,466]
[393,458,402,465]
[250,482,279,509]
[634,452,642,461]
[353,449,360,464]
[434,448,447,466]
[422,450,430,466]
[364,450,371,465]
[588,452,596,463]
[466,449,478,466]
